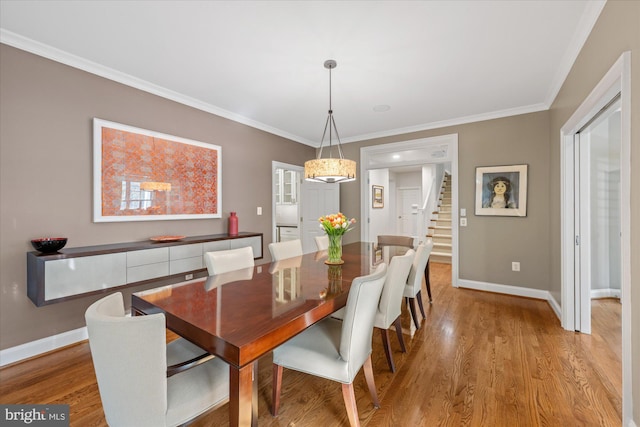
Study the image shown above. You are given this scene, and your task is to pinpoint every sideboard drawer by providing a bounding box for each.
[127,248,169,267]
[127,262,169,284]
[170,257,203,275]
[202,240,231,253]
[170,243,203,260]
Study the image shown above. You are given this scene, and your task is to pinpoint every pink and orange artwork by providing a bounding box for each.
[93,119,221,222]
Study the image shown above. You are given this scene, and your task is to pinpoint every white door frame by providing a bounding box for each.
[271,161,303,244]
[360,134,459,287]
[560,51,631,423]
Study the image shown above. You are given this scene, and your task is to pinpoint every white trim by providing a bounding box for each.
[341,104,547,144]
[458,279,551,301]
[560,51,632,426]
[543,1,607,107]
[547,293,562,321]
[360,134,459,289]
[271,161,304,245]
[590,288,622,299]
[0,28,575,149]
[628,419,638,427]
[0,29,317,147]
[0,327,88,367]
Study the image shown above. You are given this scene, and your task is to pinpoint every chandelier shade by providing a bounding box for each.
[304,158,356,183]
[304,59,357,184]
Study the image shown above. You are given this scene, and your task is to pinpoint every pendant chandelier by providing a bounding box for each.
[304,60,357,183]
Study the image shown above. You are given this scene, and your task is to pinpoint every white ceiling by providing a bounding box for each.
[0,1,605,147]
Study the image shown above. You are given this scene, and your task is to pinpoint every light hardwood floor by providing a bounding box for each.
[0,263,621,426]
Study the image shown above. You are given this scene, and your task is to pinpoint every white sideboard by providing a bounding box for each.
[27,232,263,306]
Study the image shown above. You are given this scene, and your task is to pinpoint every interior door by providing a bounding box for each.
[300,181,339,253]
[397,188,420,236]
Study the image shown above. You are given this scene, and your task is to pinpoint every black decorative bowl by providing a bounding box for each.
[31,237,67,253]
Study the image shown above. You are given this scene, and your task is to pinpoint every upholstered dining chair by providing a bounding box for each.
[404,239,434,329]
[271,263,388,427]
[204,245,254,275]
[333,249,414,372]
[314,234,329,251]
[268,239,303,261]
[377,234,415,248]
[85,292,230,427]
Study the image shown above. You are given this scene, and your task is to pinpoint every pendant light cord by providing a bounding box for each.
[317,61,345,161]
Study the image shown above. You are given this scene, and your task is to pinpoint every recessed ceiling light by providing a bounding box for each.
[373,105,391,112]
[392,154,401,160]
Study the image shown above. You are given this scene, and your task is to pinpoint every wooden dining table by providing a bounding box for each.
[131,241,394,426]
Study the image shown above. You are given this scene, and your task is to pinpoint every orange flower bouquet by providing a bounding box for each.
[318,213,356,264]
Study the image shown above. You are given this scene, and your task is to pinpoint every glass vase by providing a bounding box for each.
[325,234,344,265]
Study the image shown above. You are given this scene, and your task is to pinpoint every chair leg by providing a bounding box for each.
[424,259,433,303]
[393,317,406,353]
[271,363,283,416]
[363,356,380,408]
[408,297,421,330]
[416,290,427,319]
[378,327,396,372]
[342,383,361,427]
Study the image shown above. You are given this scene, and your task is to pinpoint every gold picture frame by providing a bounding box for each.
[372,185,384,209]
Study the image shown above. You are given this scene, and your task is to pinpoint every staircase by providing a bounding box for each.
[427,173,452,264]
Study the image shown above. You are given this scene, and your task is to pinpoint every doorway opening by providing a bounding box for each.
[360,134,459,287]
[271,162,340,255]
[560,51,630,423]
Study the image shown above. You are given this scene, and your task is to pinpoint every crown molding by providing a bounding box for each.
[0,29,316,147]
[341,102,549,144]
[544,0,606,106]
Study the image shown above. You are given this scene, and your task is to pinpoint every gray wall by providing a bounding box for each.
[0,44,315,349]
[340,111,551,291]
[547,1,639,420]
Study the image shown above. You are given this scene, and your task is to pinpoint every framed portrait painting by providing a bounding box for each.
[93,118,222,222]
[372,185,384,209]
[475,164,528,217]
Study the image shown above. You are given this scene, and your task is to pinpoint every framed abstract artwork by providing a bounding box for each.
[475,164,528,217]
[372,185,384,208]
[93,118,222,222]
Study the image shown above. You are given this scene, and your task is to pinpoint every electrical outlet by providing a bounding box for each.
[512,262,520,272]
[460,218,467,227]
[185,273,193,280]
[257,206,262,215]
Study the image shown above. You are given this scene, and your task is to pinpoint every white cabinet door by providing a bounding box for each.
[45,253,127,301]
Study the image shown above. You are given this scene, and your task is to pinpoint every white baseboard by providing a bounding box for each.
[0,326,87,367]
[628,419,638,427]
[458,279,552,300]
[547,293,562,321]
[591,288,621,299]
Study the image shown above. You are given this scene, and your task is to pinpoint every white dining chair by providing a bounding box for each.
[271,263,388,427]
[85,292,229,427]
[204,245,254,275]
[332,249,414,372]
[404,239,434,329]
[268,239,303,261]
[314,234,329,251]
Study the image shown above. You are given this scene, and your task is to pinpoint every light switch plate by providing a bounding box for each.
[460,208,466,217]
[257,207,262,215]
